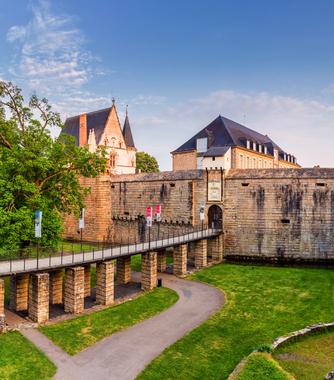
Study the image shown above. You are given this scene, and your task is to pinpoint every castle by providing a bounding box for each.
[63,99,136,175]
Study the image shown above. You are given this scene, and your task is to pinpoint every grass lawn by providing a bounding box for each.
[40,287,178,355]
[235,353,292,380]
[274,330,334,379]
[0,331,56,380]
[138,263,334,380]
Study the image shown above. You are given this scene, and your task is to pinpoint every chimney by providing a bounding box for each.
[79,114,87,146]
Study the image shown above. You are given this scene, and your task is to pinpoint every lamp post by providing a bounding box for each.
[79,208,85,252]
[35,210,42,269]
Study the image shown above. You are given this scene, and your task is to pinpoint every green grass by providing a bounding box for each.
[40,287,178,355]
[274,330,334,379]
[236,353,292,380]
[138,263,334,380]
[0,331,56,380]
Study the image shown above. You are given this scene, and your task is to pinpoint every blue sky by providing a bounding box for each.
[1,0,334,170]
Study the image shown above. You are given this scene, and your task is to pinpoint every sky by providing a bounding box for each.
[1,0,334,170]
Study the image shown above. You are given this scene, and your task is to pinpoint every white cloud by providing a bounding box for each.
[133,90,334,171]
[6,0,96,94]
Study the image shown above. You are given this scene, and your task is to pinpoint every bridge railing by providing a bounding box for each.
[0,224,221,275]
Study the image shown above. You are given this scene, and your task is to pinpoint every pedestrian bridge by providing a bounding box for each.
[0,226,223,329]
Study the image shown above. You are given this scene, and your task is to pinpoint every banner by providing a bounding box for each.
[155,204,161,222]
[35,210,42,238]
[146,206,153,227]
[79,208,85,229]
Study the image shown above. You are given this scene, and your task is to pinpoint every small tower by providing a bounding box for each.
[122,106,136,149]
[88,128,97,153]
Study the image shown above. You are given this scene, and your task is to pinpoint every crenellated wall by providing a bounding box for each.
[224,168,334,263]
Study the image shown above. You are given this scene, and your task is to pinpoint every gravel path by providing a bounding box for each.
[22,273,224,380]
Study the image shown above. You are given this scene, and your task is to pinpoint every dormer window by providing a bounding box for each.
[196,137,208,153]
[264,146,268,155]
[246,140,250,149]
[253,142,257,151]
[259,144,262,153]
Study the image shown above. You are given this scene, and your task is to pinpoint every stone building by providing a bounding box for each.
[171,115,300,171]
[63,100,136,175]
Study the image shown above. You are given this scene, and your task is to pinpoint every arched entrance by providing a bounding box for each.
[208,205,223,229]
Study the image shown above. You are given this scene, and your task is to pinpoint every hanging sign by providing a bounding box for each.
[79,208,85,229]
[155,204,161,222]
[146,206,153,227]
[199,204,205,221]
[35,210,42,238]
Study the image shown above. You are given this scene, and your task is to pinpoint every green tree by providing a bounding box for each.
[136,151,159,173]
[0,81,107,251]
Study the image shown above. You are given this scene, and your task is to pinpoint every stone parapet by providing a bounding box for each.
[49,270,63,304]
[116,257,131,285]
[10,274,29,311]
[96,261,114,306]
[173,244,187,275]
[64,267,85,314]
[141,252,157,291]
[28,273,49,323]
[194,239,208,269]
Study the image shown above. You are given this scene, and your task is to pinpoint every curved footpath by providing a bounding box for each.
[21,273,224,380]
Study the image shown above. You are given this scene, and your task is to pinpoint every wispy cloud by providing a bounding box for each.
[6,0,95,94]
[133,90,334,170]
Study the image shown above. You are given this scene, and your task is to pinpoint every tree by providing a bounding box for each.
[0,81,107,251]
[136,151,159,173]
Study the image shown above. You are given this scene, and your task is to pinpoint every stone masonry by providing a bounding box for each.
[208,234,224,262]
[84,264,91,297]
[157,250,167,272]
[28,273,49,323]
[0,279,4,332]
[116,257,131,285]
[10,274,29,311]
[64,267,85,314]
[173,244,187,275]
[96,261,114,306]
[194,239,208,269]
[49,270,63,304]
[141,252,157,291]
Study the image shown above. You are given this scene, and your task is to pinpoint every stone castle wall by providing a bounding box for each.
[224,168,334,263]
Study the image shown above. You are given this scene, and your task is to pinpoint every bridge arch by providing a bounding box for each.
[208,204,223,229]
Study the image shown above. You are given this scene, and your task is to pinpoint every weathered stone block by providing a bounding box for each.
[64,267,84,314]
[141,252,157,291]
[96,261,114,306]
[49,270,63,304]
[157,250,167,273]
[208,234,223,262]
[116,257,131,285]
[84,264,91,297]
[28,273,49,323]
[194,239,208,269]
[10,274,29,311]
[173,244,187,275]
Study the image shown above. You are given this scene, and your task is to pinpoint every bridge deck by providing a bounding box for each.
[0,229,220,276]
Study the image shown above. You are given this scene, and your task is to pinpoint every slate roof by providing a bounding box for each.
[122,114,135,148]
[63,107,111,146]
[172,115,288,157]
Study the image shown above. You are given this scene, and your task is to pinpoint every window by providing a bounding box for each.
[196,137,208,153]
[259,145,262,153]
[253,142,257,151]
[264,160,267,168]
[246,140,250,149]
[253,157,256,168]
[264,146,268,155]
[258,159,262,168]
[110,153,116,168]
[212,157,216,161]
[239,154,244,168]
[246,156,250,169]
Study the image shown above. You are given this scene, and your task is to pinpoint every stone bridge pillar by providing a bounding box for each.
[117,257,131,285]
[64,267,85,314]
[173,244,187,276]
[96,260,114,306]
[84,265,91,297]
[10,274,29,312]
[0,279,5,332]
[208,234,223,263]
[157,250,167,273]
[49,270,63,304]
[28,273,49,323]
[194,239,208,269]
[141,252,157,291]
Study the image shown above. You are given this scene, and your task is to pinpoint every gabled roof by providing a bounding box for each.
[63,107,111,146]
[172,115,287,157]
[122,113,135,148]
